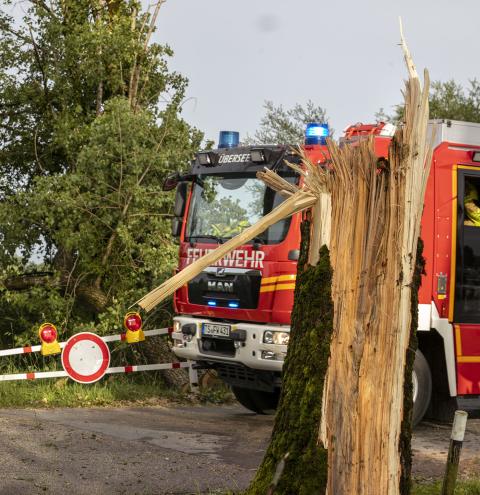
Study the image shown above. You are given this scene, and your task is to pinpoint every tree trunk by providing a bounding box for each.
[319,68,431,492]
[399,239,424,492]
[247,220,332,495]
[140,335,189,389]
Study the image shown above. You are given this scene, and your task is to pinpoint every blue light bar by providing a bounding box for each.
[207,301,217,307]
[305,123,329,145]
[228,302,239,308]
[218,131,240,149]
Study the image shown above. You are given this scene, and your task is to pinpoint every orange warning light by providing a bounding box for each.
[123,312,145,344]
[38,323,61,356]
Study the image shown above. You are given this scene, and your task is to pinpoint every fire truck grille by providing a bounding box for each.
[215,363,277,392]
[199,337,235,357]
[188,269,261,309]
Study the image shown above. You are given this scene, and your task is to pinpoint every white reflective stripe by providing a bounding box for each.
[0,345,42,357]
[451,410,468,441]
[106,366,135,374]
[0,370,68,381]
[431,302,457,397]
[143,329,171,337]
[0,373,31,381]
[417,303,431,331]
[0,328,171,357]
[134,362,190,371]
[34,371,69,379]
[101,335,122,343]
[105,362,189,374]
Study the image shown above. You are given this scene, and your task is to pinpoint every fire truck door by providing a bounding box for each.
[453,170,480,323]
[453,169,480,394]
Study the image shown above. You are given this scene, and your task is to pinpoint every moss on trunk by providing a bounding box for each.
[399,238,425,494]
[246,220,332,495]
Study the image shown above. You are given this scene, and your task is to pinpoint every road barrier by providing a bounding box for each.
[0,361,191,382]
[0,326,199,391]
[0,328,172,357]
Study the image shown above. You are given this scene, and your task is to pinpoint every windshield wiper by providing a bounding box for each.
[188,235,224,246]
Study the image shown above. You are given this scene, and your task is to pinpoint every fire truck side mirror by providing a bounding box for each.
[171,217,182,238]
[163,172,180,191]
[174,182,188,218]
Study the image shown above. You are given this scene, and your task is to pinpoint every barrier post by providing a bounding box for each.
[187,360,199,394]
[441,410,468,495]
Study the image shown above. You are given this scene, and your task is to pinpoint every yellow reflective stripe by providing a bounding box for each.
[455,324,462,356]
[449,165,458,321]
[261,274,296,285]
[261,276,278,284]
[260,283,296,293]
[457,356,480,363]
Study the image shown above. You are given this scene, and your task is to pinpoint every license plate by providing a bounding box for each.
[202,323,231,338]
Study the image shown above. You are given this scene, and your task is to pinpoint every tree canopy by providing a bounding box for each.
[245,100,329,145]
[0,0,202,344]
[376,79,480,124]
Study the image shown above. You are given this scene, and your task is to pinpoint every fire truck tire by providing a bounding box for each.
[412,350,432,426]
[232,387,279,414]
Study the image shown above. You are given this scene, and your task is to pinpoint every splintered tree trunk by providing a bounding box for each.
[319,67,432,493]
[246,220,332,495]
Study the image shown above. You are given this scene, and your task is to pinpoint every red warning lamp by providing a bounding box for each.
[38,323,61,356]
[123,312,145,344]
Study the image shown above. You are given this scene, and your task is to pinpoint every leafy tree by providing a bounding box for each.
[0,1,202,349]
[376,79,480,124]
[245,100,329,145]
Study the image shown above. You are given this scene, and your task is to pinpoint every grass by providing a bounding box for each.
[412,479,480,494]
[0,373,234,408]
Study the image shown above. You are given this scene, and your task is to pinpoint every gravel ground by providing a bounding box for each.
[0,403,478,494]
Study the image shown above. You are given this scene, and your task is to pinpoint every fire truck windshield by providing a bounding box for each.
[185,173,296,244]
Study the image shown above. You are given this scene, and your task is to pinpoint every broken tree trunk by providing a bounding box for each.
[319,48,432,494]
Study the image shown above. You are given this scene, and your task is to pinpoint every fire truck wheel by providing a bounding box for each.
[412,349,432,426]
[232,387,279,414]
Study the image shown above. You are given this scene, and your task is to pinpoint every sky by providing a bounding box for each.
[152,0,480,145]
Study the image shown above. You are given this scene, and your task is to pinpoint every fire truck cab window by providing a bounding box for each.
[185,174,297,244]
[455,174,480,322]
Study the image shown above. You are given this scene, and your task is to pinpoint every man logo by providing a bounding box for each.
[216,267,226,277]
[207,281,234,293]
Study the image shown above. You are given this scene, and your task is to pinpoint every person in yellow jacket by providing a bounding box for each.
[464,180,480,226]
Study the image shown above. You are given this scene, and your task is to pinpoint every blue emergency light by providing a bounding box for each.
[207,300,217,307]
[218,131,240,149]
[228,302,239,308]
[305,123,329,145]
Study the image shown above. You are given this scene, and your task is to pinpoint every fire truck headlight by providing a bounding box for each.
[263,331,290,345]
[263,331,274,344]
[173,321,181,333]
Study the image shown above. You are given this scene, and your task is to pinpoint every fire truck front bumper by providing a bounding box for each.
[171,316,289,372]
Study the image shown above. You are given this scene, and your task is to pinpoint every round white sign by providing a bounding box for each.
[61,332,110,384]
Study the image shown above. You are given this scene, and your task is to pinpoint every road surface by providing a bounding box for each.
[0,404,478,494]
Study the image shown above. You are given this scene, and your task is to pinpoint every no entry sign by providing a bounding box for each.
[61,332,110,384]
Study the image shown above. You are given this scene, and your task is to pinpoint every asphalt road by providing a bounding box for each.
[0,403,478,495]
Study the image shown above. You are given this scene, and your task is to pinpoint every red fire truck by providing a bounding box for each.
[167,120,480,425]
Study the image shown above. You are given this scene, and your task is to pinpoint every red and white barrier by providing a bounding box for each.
[0,328,172,357]
[0,327,199,391]
[0,361,191,382]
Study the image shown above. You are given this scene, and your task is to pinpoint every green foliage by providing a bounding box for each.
[245,99,329,145]
[377,79,480,124]
[0,1,203,344]
[412,479,480,494]
[0,374,180,408]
